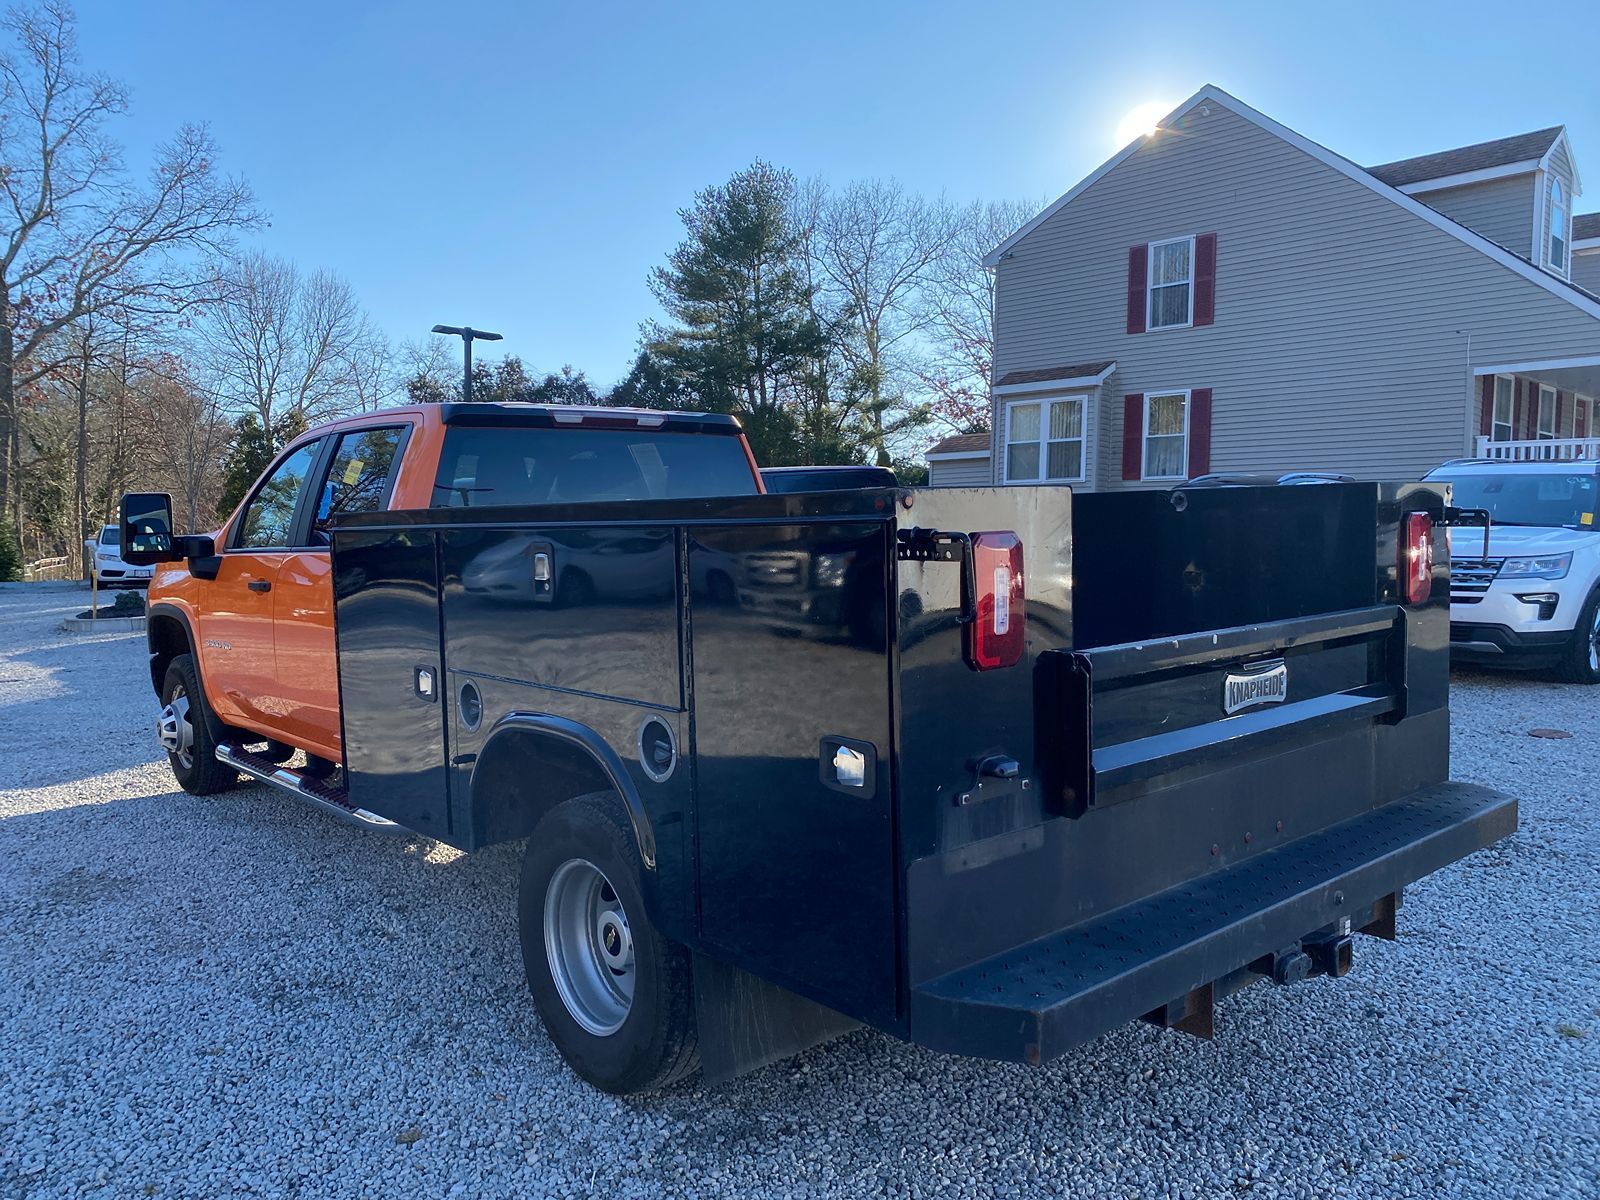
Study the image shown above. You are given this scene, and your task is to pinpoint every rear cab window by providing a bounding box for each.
[311,426,407,544]
[432,426,759,508]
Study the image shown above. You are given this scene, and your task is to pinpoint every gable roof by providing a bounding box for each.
[926,432,991,457]
[1366,127,1562,187]
[984,85,1600,323]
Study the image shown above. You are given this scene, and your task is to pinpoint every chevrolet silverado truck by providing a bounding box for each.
[121,401,1516,1094]
[1424,458,1600,681]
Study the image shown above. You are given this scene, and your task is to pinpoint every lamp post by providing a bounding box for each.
[431,324,504,402]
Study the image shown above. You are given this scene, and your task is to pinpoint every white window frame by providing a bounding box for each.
[1491,375,1514,443]
[1537,384,1557,439]
[1141,389,1191,481]
[1581,394,1597,440]
[1548,178,1570,275]
[1146,236,1195,331]
[1002,395,1087,484]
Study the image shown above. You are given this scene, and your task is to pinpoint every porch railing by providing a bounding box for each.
[1473,436,1600,462]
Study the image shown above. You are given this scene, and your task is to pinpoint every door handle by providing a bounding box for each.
[248,579,272,593]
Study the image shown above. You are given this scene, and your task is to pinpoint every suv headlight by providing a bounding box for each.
[1499,553,1572,580]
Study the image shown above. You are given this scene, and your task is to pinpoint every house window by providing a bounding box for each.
[1549,179,1569,273]
[1005,397,1086,482]
[1537,385,1557,439]
[1147,237,1194,329]
[1491,376,1514,443]
[1143,391,1189,479]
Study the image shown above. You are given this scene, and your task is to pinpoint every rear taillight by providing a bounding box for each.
[1399,512,1433,605]
[964,531,1026,670]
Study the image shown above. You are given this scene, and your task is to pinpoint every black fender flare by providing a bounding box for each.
[473,712,657,870]
[145,602,198,696]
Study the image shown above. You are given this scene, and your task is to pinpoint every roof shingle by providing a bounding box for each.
[994,359,1116,388]
[1574,213,1600,242]
[1366,127,1563,188]
[926,432,991,456]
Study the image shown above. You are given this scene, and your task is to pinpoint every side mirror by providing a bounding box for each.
[121,492,178,565]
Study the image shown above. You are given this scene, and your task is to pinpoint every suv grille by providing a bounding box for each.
[1449,557,1504,604]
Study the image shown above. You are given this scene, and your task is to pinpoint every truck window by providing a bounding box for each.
[311,426,406,544]
[236,440,322,549]
[431,427,759,507]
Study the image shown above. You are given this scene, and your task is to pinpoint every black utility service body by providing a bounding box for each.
[329,479,1514,1075]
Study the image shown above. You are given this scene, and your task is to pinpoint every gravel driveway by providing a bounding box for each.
[1,583,1595,1199]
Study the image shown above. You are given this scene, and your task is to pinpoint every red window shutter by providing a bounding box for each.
[1126,245,1148,335]
[1187,389,1213,477]
[1557,391,1568,435]
[1193,234,1218,327]
[1479,376,1494,436]
[1122,393,1144,479]
[1514,380,1527,438]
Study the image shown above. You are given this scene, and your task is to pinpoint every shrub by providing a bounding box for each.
[0,516,21,582]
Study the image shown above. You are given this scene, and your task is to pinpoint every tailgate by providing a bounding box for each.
[1037,603,1413,817]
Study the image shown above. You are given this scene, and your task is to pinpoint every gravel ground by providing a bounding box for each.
[0,582,1596,1200]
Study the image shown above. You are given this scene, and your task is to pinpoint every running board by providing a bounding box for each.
[215,743,406,833]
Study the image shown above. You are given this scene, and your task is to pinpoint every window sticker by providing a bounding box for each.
[1582,512,1594,526]
[343,459,366,486]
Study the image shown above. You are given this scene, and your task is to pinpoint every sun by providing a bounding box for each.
[1115,100,1174,148]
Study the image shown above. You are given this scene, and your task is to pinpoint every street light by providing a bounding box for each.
[431,324,504,402]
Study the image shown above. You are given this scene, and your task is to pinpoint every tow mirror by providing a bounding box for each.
[121,492,177,565]
[120,493,215,565]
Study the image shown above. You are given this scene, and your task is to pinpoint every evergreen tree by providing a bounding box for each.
[216,409,308,521]
[0,512,21,581]
[646,162,830,465]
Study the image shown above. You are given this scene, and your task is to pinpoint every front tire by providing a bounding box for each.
[159,654,239,794]
[518,792,698,1094]
[1557,589,1600,684]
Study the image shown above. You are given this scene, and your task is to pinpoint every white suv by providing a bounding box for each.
[84,523,154,589]
[1424,459,1600,682]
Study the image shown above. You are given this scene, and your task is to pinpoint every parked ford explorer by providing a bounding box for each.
[1424,458,1600,682]
[118,401,1515,1094]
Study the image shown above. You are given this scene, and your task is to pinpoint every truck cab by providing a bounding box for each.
[1423,458,1600,681]
[140,404,763,772]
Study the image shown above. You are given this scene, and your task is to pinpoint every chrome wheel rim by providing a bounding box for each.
[1588,608,1600,674]
[158,689,195,770]
[543,858,635,1035]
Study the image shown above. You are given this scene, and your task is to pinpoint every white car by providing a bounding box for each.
[1424,459,1600,682]
[85,523,154,589]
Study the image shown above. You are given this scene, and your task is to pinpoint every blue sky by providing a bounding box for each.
[79,0,1600,388]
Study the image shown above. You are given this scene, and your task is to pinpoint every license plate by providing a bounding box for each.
[1223,659,1288,715]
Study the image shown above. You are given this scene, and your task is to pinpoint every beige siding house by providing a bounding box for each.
[933,87,1600,489]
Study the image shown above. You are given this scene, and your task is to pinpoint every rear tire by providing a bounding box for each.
[1558,589,1600,684]
[159,654,239,795]
[518,792,698,1094]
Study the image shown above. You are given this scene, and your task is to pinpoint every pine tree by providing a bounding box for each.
[0,512,20,581]
[647,162,831,465]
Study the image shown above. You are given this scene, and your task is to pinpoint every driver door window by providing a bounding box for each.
[236,440,322,549]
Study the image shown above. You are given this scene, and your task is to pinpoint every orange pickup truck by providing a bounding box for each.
[133,403,763,795]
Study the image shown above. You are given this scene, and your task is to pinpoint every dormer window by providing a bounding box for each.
[1549,178,1569,272]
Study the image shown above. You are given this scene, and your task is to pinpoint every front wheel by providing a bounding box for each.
[158,654,239,794]
[1558,589,1600,684]
[518,792,698,1094]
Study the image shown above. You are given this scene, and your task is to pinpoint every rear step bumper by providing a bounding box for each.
[909,781,1515,1063]
[216,743,405,833]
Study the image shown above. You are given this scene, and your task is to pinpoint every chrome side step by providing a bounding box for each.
[216,743,406,833]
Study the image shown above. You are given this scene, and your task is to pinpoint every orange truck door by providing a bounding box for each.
[203,438,325,731]
[269,424,411,757]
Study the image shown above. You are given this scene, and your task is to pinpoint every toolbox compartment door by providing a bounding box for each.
[688,520,898,1026]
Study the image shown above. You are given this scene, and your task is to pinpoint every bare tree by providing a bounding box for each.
[197,250,378,427]
[916,198,1040,433]
[809,178,955,461]
[0,1,259,518]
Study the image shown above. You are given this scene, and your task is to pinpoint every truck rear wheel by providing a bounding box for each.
[518,792,699,1094]
[159,654,239,795]
[1558,589,1600,684]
